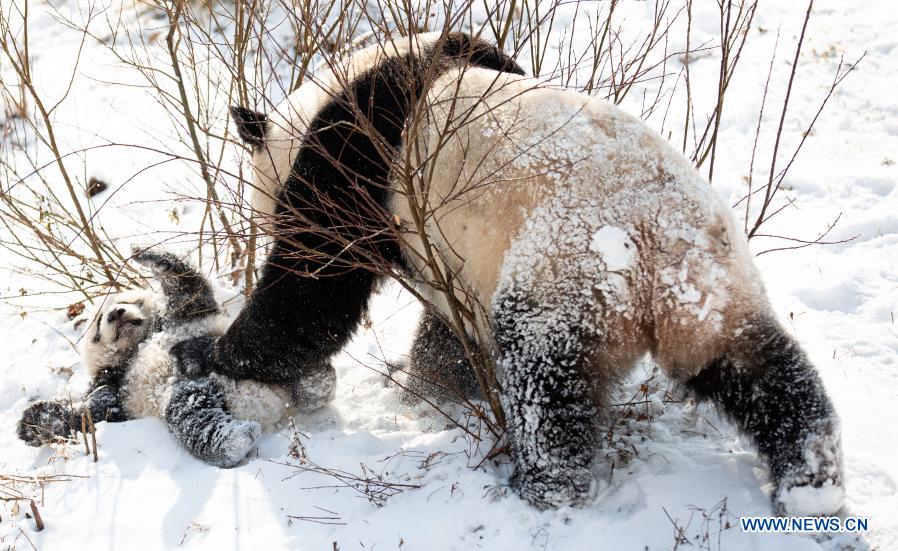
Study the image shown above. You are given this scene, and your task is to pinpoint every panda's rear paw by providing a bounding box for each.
[211,419,261,469]
[17,400,79,447]
[293,363,337,413]
[511,465,594,510]
[131,247,180,274]
[774,424,844,516]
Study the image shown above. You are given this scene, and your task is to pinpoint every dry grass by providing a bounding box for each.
[1,473,85,534]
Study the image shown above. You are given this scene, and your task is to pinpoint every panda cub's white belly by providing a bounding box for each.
[122,317,291,431]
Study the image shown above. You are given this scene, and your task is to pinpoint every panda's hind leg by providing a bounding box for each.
[165,377,260,468]
[493,288,600,509]
[398,309,481,405]
[665,315,843,515]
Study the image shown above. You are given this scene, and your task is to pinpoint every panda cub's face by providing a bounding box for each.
[83,289,158,372]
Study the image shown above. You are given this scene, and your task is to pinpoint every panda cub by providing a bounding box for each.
[17,250,336,467]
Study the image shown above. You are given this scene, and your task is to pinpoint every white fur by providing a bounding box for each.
[390,67,766,376]
[81,289,158,378]
[81,291,294,431]
[249,41,770,374]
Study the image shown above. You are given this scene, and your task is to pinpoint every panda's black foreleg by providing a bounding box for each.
[165,377,260,468]
[493,291,599,509]
[173,252,378,384]
[685,317,843,515]
[132,248,219,324]
[82,385,129,424]
[85,366,131,423]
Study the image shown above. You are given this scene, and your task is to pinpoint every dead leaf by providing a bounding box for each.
[87,177,108,197]
[67,302,85,320]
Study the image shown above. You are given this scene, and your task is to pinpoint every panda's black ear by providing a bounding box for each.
[230,106,268,150]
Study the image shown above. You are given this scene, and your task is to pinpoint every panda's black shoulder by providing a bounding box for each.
[438,32,525,76]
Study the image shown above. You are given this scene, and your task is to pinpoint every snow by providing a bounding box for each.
[589,226,636,272]
[1,0,896,550]
[777,481,846,518]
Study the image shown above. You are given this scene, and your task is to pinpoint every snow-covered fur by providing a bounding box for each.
[174,32,842,513]
[17,250,336,467]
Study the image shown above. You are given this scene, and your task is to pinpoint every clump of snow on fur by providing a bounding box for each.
[292,365,338,413]
[776,422,845,515]
[589,226,636,271]
[211,419,261,468]
[777,482,845,516]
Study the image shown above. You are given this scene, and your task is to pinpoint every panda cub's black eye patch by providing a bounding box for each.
[130,319,143,326]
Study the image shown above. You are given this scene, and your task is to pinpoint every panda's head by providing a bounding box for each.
[230,32,525,222]
[82,289,159,374]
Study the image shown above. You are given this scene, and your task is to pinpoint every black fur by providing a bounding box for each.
[165,377,260,468]
[685,317,840,498]
[17,363,130,447]
[171,335,217,379]
[133,249,219,324]
[230,106,269,150]
[17,400,81,446]
[177,33,525,385]
[439,33,526,76]
[401,309,480,403]
[492,288,599,509]
[84,362,131,423]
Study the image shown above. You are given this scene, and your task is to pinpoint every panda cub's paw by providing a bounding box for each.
[131,247,180,274]
[774,423,845,516]
[17,400,80,447]
[511,464,595,510]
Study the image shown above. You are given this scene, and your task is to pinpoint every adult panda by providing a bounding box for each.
[174,32,844,515]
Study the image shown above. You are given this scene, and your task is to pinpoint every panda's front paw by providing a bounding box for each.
[773,426,844,516]
[293,363,337,413]
[17,400,79,447]
[510,464,594,510]
[171,336,218,379]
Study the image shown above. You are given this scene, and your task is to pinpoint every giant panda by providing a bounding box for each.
[17,250,335,467]
[172,32,844,515]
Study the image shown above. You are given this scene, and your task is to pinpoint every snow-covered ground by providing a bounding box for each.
[1,0,896,549]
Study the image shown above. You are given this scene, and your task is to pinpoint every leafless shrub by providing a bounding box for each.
[738,1,864,250]
[271,419,420,508]
[0,2,138,300]
[0,0,863,443]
